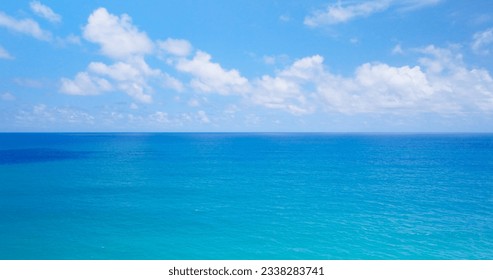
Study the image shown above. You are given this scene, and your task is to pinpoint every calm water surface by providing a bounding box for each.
[0,133,492,259]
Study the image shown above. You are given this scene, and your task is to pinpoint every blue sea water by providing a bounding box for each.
[0,133,492,260]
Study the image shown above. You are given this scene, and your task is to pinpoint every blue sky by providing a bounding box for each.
[1,0,493,132]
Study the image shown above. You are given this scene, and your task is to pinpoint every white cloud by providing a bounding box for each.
[248,56,323,115]
[162,73,185,92]
[30,1,61,23]
[0,11,51,41]
[417,45,493,111]
[417,45,461,74]
[399,0,442,11]
[88,56,160,82]
[175,51,250,95]
[62,9,186,103]
[279,55,325,81]
[88,59,157,103]
[472,28,493,55]
[304,0,441,26]
[83,8,153,59]
[247,46,493,115]
[158,38,192,57]
[159,38,250,96]
[60,72,113,95]
[60,55,182,103]
[61,60,149,103]
[328,46,493,113]
[0,44,13,59]
[305,0,391,26]
[61,9,259,105]
[317,63,435,113]
[58,7,493,120]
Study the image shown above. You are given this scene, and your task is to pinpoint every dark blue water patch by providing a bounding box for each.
[0,148,91,165]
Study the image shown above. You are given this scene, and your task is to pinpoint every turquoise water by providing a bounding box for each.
[0,133,492,259]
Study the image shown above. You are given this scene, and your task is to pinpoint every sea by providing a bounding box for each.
[0,133,492,260]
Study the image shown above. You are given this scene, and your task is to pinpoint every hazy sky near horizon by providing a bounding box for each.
[1,0,493,132]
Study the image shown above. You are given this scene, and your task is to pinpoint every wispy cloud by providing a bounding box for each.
[15,104,95,125]
[392,44,405,55]
[0,11,52,40]
[29,1,62,23]
[305,0,391,26]
[0,44,13,59]
[399,0,442,11]
[472,28,493,55]
[305,0,442,27]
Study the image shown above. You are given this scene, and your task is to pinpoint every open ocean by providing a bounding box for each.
[0,133,492,259]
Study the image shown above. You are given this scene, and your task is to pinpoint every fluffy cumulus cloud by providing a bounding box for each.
[60,72,113,95]
[159,38,251,95]
[246,46,493,115]
[60,58,184,102]
[318,63,435,113]
[83,8,153,59]
[249,56,324,115]
[0,11,51,40]
[353,47,491,113]
[175,51,250,95]
[59,7,493,118]
[88,57,162,103]
[158,38,193,57]
[61,8,248,103]
[29,1,62,23]
[305,0,441,26]
[61,8,183,103]
[60,58,163,103]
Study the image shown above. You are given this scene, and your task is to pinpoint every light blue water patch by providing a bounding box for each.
[0,133,492,259]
